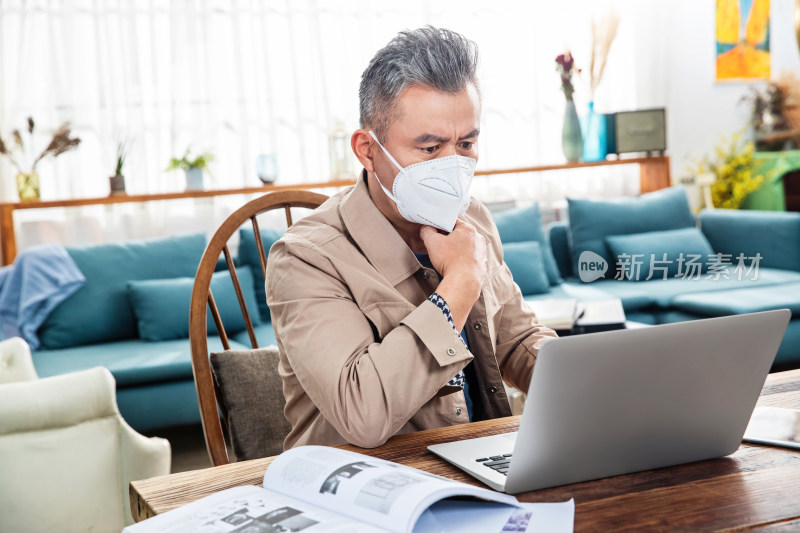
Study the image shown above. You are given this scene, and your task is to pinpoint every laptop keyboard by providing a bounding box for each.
[475,453,512,475]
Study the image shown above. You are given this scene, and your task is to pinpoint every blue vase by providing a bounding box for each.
[562,100,583,163]
[581,101,608,162]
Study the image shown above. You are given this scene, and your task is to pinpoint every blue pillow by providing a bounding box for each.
[605,228,715,281]
[237,228,284,322]
[501,241,551,295]
[38,233,207,349]
[492,204,563,286]
[128,266,262,342]
[567,186,695,281]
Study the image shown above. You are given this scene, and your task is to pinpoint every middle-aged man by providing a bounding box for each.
[266,26,557,449]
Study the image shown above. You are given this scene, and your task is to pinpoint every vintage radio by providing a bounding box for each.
[605,108,667,155]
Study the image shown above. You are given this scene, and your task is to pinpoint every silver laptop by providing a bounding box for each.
[428,310,791,494]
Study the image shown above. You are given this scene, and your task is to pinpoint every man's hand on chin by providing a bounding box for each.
[420,219,488,331]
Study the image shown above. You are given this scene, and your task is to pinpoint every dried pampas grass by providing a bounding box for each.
[589,11,620,99]
[0,117,81,173]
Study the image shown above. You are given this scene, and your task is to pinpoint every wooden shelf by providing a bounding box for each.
[0,156,670,265]
[2,179,357,210]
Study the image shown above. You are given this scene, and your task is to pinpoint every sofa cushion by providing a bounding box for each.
[567,186,695,281]
[211,346,290,460]
[237,228,285,322]
[502,241,551,295]
[700,209,800,272]
[37,233,207,349]
[548,221,573,278]
[32,335,249,387]
[605,228,715,281]
[492,204,563,285]
[670,282,800,316]
[128,267,262,342]
[230,323,278,349]
[577,267,800,309]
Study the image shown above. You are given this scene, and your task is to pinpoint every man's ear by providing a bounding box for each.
[351,128,375,172]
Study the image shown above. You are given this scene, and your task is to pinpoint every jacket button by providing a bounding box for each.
[446,347,456,356]
[422,271,430,279]
[489,386,498,393]
[456,407,462,415]
[474,322,483,330]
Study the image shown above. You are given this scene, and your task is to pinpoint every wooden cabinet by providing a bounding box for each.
[0,156,670,265]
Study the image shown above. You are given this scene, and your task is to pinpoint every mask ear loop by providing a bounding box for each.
[368,131,405,172]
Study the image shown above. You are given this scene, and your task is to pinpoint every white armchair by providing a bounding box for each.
[0,336,38,384]
[0,338,171,533]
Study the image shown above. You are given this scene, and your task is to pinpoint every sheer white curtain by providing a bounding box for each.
[0,0,656,245]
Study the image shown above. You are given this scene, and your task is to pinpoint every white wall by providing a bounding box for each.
[650,0,800,182]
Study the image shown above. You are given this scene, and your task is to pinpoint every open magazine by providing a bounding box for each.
[125,446,574,533]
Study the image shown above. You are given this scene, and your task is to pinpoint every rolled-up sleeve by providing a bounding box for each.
[267,239,472,448]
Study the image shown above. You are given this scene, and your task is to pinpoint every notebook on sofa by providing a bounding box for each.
[525,298,626,332]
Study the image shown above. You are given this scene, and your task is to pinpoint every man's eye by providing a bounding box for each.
[460,142,474,150]
[422,146,438,154]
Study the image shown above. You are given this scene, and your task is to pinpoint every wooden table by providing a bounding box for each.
[131,359,800,533]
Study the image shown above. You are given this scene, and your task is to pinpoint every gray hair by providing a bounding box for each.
[359,26,480,141]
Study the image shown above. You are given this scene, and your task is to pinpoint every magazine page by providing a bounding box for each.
[743,406,800,449]
[262,446,519,533]
[413,499,575,533]
[123,485,389,533]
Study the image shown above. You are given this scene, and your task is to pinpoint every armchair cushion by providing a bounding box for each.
[128,266,262,342]
[210,346,291,460]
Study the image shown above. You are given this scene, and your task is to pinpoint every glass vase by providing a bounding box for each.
[562,100,583,163]
[16,171,41,202]
[581,101,608,162]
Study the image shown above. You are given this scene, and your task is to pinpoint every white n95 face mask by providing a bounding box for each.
[369,130,477,233]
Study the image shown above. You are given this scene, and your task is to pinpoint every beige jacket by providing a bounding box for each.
[266,173,557,449]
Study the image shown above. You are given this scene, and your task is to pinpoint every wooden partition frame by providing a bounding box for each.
[0,156,670,265]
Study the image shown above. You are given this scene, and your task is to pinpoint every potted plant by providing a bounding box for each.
[166,147,214,191]
[109,140,127,196]
[0,117,81,201]
[693,132,771,209]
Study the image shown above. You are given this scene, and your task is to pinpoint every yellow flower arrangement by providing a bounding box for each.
[694,133,770,209]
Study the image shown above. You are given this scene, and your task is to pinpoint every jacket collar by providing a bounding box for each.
[340,170,421,286]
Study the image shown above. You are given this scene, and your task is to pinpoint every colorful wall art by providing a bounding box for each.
[716,0,771,81]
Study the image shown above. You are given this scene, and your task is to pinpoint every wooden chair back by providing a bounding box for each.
[189,189,328,466]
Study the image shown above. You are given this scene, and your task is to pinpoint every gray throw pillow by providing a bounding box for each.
[210,346,291,461]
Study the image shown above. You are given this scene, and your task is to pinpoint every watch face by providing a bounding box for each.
[614,109,667,153]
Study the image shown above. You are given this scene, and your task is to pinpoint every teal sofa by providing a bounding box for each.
[28,186,800,432]
[31,230,281,432]
[493,187,800,370]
